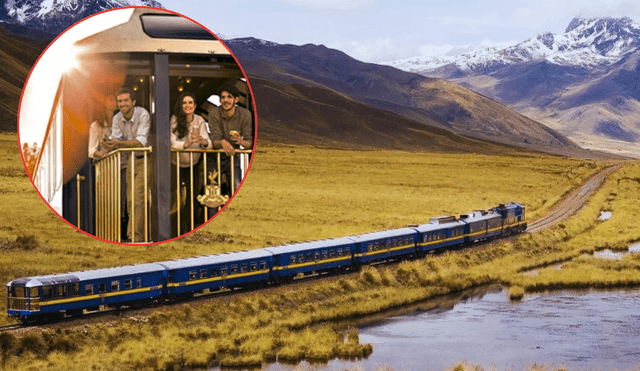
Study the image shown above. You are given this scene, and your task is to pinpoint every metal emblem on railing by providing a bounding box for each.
[197,171,229,208]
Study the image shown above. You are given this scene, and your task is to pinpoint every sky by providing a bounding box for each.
[159,0,640,63]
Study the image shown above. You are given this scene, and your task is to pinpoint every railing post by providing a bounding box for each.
[153,53,172,242]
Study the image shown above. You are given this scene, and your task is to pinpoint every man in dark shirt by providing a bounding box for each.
[208,85,253,194]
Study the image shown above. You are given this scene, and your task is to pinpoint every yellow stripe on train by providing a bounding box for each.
[272,256,351,271]
[167,269,270,287]
[39,285,163,307]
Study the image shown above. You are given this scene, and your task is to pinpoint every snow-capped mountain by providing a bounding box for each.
[386,17,640,75]
[383,16,640,157]
[0,0,164,36]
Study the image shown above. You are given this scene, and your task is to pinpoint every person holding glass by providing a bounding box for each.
[88,96,116,160]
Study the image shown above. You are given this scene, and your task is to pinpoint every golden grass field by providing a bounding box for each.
[0,132,639,370]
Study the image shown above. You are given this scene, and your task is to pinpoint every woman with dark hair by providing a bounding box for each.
[170,91,212,236]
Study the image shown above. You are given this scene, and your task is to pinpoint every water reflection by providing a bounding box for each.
[256,287,640,371]
[594,241,640,259]
[598,211,612,220]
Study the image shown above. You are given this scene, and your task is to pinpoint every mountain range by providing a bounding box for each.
[0,2,628,159]
[385,17,640,157]
[226,37,591,157]
[0,0,163,35]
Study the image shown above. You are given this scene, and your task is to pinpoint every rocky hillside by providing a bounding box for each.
[228,38,590,156]
[0,24,49,132]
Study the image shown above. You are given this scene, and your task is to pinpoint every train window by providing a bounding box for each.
[9,287,19,298]
[290,256,297,264]
[201,269,208,278]
[241,264,247,273]
[322,251,328,259]
[125,280,132,290]
[386,240,391,249]
[43,286,52,299]
[314,252,320,260]
[231,265,238,274]
[221,267,228,276]
[140,14,217,40]
[337,248,343,256]
[250,262,258,272]
[345,247,351,256]
[307,253,313,261]
[85,285,93,295]
[72,283,80,296]
[56,285,65,297]
[29,288,39,298]
[137,278,142,288]
[99,283,107,293]
[330,250,335,258]
[111,281,120,291]
[211,268,218,276]
[368,243,373,252]
[298,254,305,263]
[260,261,267,270]
[189,271,197,280]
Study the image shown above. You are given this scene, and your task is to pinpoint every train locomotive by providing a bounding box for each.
[7,203,526,322]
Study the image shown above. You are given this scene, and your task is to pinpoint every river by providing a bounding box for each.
[261,285,640,371]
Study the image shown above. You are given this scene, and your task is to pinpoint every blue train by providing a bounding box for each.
[6,203,526,322]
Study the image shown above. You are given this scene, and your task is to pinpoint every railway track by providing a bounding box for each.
[2,167,619,332]
[0,324,25,332]
[526,165,620,233]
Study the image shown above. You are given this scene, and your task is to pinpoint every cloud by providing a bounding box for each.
[327,38,411,63]
[507,0,640,26]
[277,0,374,10]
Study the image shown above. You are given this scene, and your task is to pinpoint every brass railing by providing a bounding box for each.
[172,148,251,236]
[94,148,152,243]
[33,87,63,207]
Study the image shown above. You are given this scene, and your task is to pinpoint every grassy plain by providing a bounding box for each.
[0,132,638,370]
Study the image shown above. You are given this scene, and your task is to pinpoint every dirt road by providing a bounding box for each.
[526,165,620,233]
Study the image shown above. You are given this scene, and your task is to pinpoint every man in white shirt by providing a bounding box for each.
[103,88,151,242]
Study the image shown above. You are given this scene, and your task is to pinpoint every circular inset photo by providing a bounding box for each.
[18,7,256,244]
